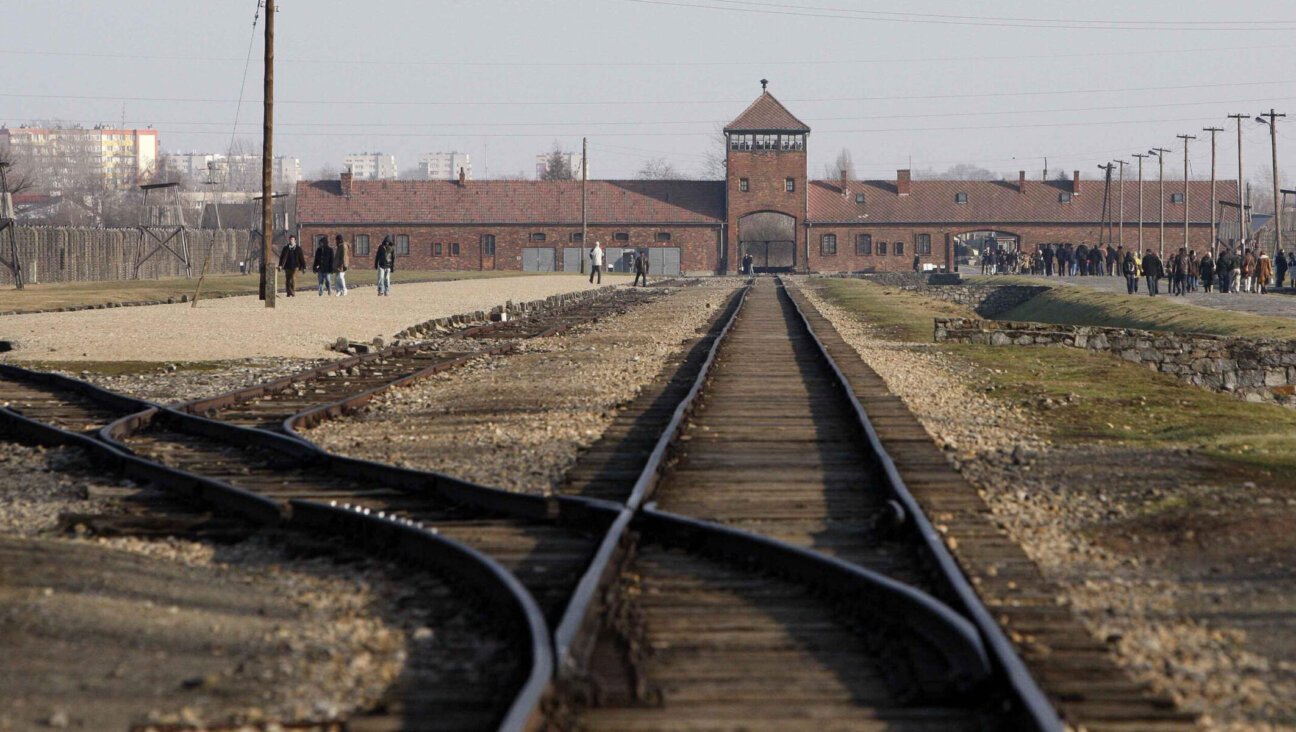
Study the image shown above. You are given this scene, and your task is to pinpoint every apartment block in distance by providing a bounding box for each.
[419,152,471,181]
[342,153,397,180]
[1,125,159,191]
[163,152,302,190]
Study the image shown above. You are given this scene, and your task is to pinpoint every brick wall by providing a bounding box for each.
[726,147,808,274]
[0,227,248,285]
[935,317,1296,406]
[298,224,724,274]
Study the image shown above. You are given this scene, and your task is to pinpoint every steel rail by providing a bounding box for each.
[781,277,1063,731]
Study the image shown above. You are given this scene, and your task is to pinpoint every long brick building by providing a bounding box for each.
[296,88,1236,275]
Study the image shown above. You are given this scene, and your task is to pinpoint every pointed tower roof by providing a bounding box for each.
[724,90,811,134]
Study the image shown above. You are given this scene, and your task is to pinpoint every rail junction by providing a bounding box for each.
[0,277,1199,731]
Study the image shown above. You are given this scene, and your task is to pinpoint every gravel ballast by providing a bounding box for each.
[0,274,632,363]
[797,278,1296,731]
[306,281,740,495]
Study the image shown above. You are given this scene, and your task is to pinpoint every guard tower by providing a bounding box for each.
[0,162,22,289]
[725,80,811,274]
[246,193,290,270]
[134,182,191,278]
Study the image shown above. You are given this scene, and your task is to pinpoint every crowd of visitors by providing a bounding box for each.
[980,240,1294,298]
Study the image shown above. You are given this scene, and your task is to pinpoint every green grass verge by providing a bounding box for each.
[987,278,1296,339]
[0,270,544,312]
[813,278,1296,478]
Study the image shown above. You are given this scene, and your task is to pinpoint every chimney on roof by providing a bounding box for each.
[1019,171,1027,195]
[458,167,466,186]
[339,169,353,198]
[1073,170,1081,196]
[840,169,849,197]
[896,169,911,196]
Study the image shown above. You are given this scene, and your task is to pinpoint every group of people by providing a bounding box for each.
[276,234,398,298]
[586,241,652,287]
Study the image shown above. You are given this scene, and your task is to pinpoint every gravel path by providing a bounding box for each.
[0,274,632,363]
[797,278,1296,731]
[306,281,740,495]
[971,271,1296,320]
[57,358,331,405]
[0,443,465,731]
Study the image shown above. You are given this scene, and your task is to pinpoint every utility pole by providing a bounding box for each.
[1133,153,1149,252]
[581,137,588,274]
[1257,109,1286,257]
[260,0,276,307]
[1228,113,1248,243]
[1203,126,1224,257]
[1115,160,1128,248]
[1150,147,1171,258]
[1177,134,1196,251]
[0,162,22,289]
[1097,163,1115,245]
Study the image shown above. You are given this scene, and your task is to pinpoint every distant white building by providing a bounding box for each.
[162,152,301,191]
[343,153,398,180]
[419,152,471,181]
[535,151,587,180]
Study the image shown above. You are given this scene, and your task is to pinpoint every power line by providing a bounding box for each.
[5,78,1296,108]
[226,1,262,157]
[619,0,1296,31]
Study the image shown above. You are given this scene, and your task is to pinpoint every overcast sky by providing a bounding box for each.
[5,0,1296,185]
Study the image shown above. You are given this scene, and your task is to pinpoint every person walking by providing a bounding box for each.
[278,235,306,297]
[1216,246,1234,293]
[1122,251,1140,294]
[588,240,604,284]
[1276,247,1288,289]
[1258,250,1273,294]
[1187,250,1198,292]
[1170,248,1187,296]
[633,249,650,287]
[743,252,754,275]
[1199,252,1215,293]
[1042,243,1055,277]
[1242,247,1257,293]
[332,234,349,296]
[912,253,921,273]
[1230,247,1244,293]
[313,235,334,296]
[1142,249,1163,296]
[374,235,396,296]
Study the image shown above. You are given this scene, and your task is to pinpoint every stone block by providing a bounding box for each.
[990,332,1011,346]
[1265,369,1288,387]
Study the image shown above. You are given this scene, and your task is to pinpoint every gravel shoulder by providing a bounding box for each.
[798,277,1296,731]
[305,280,741,495]
[0,273,632,363]
[0,443,477,731]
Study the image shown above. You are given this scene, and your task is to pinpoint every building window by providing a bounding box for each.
[396,235,410,256]
[855,193,865,204]
[878,241,887,256]
[821,234,837,255]
[739,178,749,192]
[856,234,872,255]
[530,232,546,242]
[614,232,630,242]
[656,232,671,242]
[894,242,904,255]
[1171,193,1185,204]
[730,134,754,151]
[432,242,443,256]
[955,192,968,204]
[451,242,460,256]
[1059,192,1072,203]
[569,232,583,243]
[917,234,932,255]
[354,234,370,256]
[482,234,496,255]
[785,178,795,192]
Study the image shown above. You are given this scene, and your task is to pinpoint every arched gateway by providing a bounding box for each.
[739,211,797,271]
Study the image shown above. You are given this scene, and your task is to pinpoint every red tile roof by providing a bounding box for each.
[724,92,811,133]
[297,179,725,225]
[808,178,1238,226]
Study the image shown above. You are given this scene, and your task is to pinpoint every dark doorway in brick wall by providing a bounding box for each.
[739,212,797,272]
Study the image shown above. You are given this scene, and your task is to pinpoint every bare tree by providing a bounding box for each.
[913,164,1001,181]
[541,141,575,181]
[312,163,340,181]
[636,157,681,180]
[0,144,35,195]
[399,165,425,181]
[701,124,727,180]
[822,148,855,179]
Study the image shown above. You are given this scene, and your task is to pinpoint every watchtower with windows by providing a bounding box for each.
[725,80,811,273]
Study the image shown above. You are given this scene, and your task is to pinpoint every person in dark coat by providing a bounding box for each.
[374,236,396,296]
[1106,245,1118,276]
[1276,248,1288,288]
[1142,249,1164,296]
[634,249,650,287]
[1199,253,1215,293]
[277,235,306,297]
[333,234,350,296]
[312,236,334,296]
[1170,248,1188,296]
[1042,243,1055,277]
[1076,244,1089,275]
[1216,247,1234,293]
[1122,251,1140,294]
[912,253,921,273]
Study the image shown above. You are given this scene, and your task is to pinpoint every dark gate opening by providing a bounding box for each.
[738,212,797,273]
[743,240,796,272]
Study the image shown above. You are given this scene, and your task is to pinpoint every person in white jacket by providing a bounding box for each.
[589,241,604,284]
